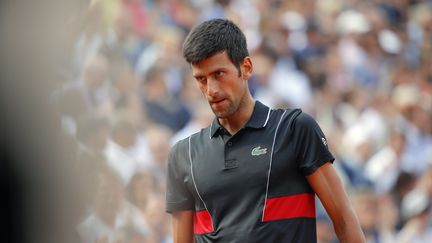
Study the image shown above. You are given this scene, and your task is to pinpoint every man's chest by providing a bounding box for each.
[187,128,299,207]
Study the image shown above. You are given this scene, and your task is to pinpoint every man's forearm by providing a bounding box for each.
[172,211,195,243]
[334,215,366,243]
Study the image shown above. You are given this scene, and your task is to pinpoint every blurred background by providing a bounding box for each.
[1,0,432,242]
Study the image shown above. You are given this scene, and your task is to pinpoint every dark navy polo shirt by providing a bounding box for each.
[166,101,334,243]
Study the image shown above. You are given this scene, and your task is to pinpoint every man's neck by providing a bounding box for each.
[218,95,255,135]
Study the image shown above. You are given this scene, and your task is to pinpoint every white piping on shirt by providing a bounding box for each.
[263,107,271,127]
[209,122,213,139]
[261,110,287,222]
[188,136,214,230]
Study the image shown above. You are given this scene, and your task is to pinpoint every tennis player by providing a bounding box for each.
[166,18,365,243]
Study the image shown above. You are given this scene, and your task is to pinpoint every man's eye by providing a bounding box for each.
[196,77,206,82]
[215,71,224,77]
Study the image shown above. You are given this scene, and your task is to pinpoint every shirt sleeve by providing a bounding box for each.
[165,141,195,213]
[293,112,335,176]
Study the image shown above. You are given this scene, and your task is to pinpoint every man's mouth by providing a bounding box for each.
[210,98,225,105]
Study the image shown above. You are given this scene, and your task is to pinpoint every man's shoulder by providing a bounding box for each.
[289,110,319,128]
[279,109,324,138]
[269,107,303,127]
[170,126,211,152]
[268,108,322,134]
[168,127,211,169]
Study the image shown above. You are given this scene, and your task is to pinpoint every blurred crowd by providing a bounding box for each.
[52,0,432,242]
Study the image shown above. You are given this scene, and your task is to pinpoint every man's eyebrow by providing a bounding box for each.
[209,67,227,75]
[212,67,226,72]
[192,73,203,78]
[192,66,228,78]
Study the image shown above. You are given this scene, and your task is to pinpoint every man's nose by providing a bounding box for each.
[206,78,219,97]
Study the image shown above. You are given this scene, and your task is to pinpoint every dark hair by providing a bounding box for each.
[183,19,249,75]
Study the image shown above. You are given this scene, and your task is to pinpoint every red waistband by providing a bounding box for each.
[194,209,214,234]
[263,193,316,221]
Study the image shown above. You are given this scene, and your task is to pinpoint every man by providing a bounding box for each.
[166,19,365,243]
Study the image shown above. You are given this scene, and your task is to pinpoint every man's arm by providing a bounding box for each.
[172,210,195,243]
[306,162,366,243]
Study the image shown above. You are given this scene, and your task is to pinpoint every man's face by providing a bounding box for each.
[191,51,249,118]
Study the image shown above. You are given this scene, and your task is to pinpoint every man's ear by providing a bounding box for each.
[241,56,253,80]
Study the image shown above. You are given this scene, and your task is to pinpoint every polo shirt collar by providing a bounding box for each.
[209,101,271,138]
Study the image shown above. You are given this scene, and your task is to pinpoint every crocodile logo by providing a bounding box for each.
[251,146,267,156]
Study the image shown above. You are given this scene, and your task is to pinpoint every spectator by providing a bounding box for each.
[351,187,382,243]
[376,194,399,243]
[64,52,111,116]
[76,172,148,243]
[105,116,140,186]
[127,170,156,211]
[144,194,172,243]
[365,128,406,193]
[139,64,191,133]
[144,125,172,191]
[75,114,111,212]
[398,189,432,243]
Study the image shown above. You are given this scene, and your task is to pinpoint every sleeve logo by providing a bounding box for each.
[321,137,327,146]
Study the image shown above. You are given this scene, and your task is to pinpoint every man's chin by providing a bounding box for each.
[213,111,224,118]
[211,109,225,118]
[212,109,235,119]
[209,102,236,118]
